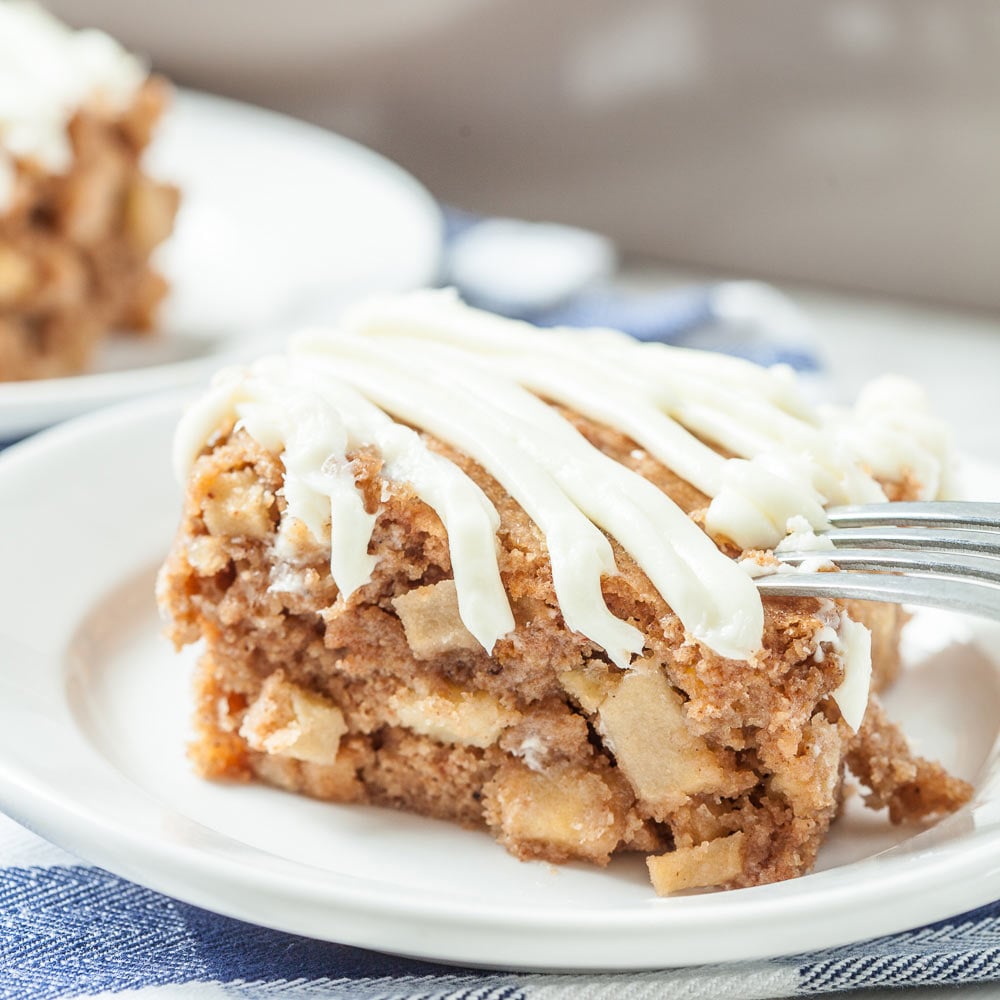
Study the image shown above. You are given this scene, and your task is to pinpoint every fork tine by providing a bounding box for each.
[776,547,1000,584]
[759,501,1000,621]
[756,572,1000,621]
[826,501,1000,530]
[819,526,1000,554]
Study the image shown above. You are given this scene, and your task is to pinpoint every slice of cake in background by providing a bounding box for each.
[0,1,179,381]
[157,290,971,895]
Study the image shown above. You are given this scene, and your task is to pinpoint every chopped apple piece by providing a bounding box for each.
[598,664,731,814]
[769,714,843,814]
[647,831,746,894]
[485,761,628,863]
[559,662,619,713]
[240,672,347,765]
[388,681,520,748]
[393,579,481,659]
[185,535,229,576]
[201,467,275,540]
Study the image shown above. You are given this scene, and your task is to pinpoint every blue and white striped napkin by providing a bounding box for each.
[2,215,997,999]
[4,808,1000,998]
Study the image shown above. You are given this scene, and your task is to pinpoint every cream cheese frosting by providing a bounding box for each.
[0,1,146,210]
[175,290,947,712]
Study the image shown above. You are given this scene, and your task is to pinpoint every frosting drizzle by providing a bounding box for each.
[175,289,948,679]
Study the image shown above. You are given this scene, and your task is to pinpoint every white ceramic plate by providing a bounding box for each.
[0,90,442,440]
[1,394,999,972]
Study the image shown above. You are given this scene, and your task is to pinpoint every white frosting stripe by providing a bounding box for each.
[644,345,820,423]
[349,299,731,498]
[175,360,516,653]
[829,613,873,731]
[297,333,763,661]
[552,335,885,516]
[578,337,886,509]
[295,343,645,667]
[314,373,515,651]
[173,371,245,481]
[228,372,379,601]
[340,292,876,549]
[463,355,728,498]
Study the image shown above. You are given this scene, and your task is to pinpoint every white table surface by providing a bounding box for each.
[805,290,1000,469]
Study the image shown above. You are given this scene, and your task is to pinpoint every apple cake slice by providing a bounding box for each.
[0,2,179,381]
[157,290,971,894]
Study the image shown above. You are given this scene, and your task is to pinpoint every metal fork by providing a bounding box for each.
[755,502,1000,621]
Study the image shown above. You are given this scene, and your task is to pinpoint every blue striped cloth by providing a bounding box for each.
[4,809,1000,999]
[1,215,995,998]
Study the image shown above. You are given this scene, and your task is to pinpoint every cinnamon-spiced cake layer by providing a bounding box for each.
[157,290,971,895]
[0,2,179,381]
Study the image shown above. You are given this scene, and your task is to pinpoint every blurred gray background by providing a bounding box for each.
[49,0,1000,311]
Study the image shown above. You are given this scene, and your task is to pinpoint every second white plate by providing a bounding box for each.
[0,90,442,439]
[0,395,999,971]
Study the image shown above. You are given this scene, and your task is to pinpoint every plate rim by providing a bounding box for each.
[1,392,1000,970]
